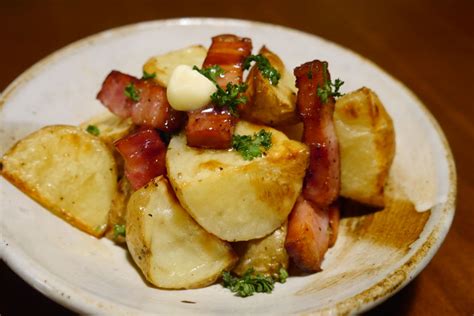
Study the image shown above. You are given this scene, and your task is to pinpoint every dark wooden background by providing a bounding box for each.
[1,0,473,314]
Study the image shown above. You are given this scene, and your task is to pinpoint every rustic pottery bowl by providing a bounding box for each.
[0,18,456,315]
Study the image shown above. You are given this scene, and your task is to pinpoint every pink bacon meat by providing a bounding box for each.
[295,61,340,206]
[97,70,185,132]
[285,60,341,272]
[185,34,252,149]
[115,128,166,190]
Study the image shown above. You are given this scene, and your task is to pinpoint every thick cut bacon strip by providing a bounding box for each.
[285,60,341,272]
[202,34,253,88]
[185,108,236,149]
[285,197,330,272]
[185,34,252,149]
[97,71,185,132]
[294,61,340,207]
[115,128,166,190]
[97,70,137,118]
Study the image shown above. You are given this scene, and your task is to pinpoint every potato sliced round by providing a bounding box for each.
[126,176,236,289]
[166,121,309,242]
[1,125,117,237]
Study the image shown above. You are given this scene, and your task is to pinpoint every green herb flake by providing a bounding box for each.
[222,268,275,297]
[142,70,156,80]
[316,62,344,104]
[193,65,225,83]
[232,129,272,161]
[210,82,248,116]
[243,54,281,86]
[86,125,100,136]
[113,224,126,238]
[278,267,289,283]
[124,83,140,102]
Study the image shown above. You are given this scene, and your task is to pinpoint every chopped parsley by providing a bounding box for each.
[141,70,156,80]
[222,267,289,297]
[113,224,126,238]
[278,267,289,283]
[316,62,344,104]
[243,54,281,86]
[211,82,248,116]
[193,65,225,83]
[232,129,272,160]
[85,125,100,136]
[124,83,140,102]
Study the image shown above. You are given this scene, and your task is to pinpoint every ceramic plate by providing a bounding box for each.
[0,18,456,315]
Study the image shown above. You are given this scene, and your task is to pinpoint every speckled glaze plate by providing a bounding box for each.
[0,18,456,315]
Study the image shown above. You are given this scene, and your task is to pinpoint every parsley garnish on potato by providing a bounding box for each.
[316,62,344,104]
[222,267,289,297]
[141,70,156,80]
[85,125,100,136]
[243,54,281,86]
[113,224,126,238]
[124,83,140,102]
[232,129,272,160]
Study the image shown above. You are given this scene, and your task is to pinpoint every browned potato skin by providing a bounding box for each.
[233,222,289,278]
[105,177,131,243]
[334,87,395,206]
[242,46,299,126]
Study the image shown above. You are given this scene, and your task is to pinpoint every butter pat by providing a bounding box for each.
[167,65,217,111]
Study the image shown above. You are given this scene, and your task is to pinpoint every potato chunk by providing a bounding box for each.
[104,177,131,243]
[242,46,299,126]
[1,125,117,236]
[334,87,395,206]
[233,222,289,278]
[167,121,309,242]
[143,45,207,87]
[80,112,134,149]
[126,176,236,289]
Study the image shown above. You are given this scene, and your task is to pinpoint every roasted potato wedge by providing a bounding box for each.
[126,176,236,289]
[334,87,395,206]
[167,121,309,242]
[80,112,134,149]
[143,45,208,87]
[233,222,289,278]
[0,125,117,237]
[242,46,299,126]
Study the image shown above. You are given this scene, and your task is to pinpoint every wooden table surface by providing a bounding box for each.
[1,0,473,315]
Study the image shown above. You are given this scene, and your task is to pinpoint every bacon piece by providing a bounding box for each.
[185,34,252,149]
[97,71,185,132]
[203,34,253,88]
[185,107,236,149]
[285,196,330,272]
[97,70,137,118]
[286,61,341,272]
[114,128,166,190]
[131,80,185,132]
[294,61,340,207]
